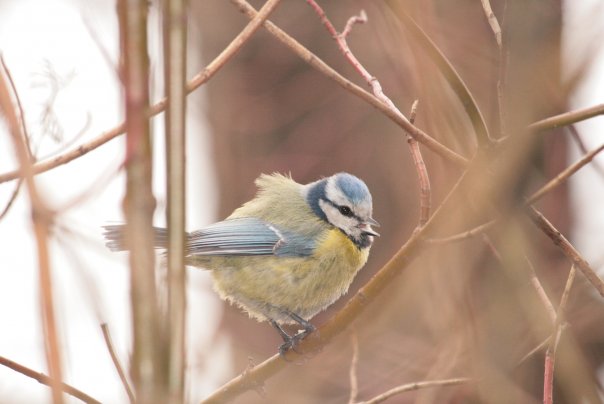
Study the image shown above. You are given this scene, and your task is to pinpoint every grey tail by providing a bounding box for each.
[102,225,169,252]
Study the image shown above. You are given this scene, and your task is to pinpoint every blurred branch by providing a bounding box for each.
[348,332,359,404]
[162,0,189,401]
[389,3,492,146]
[358,377,472,404]
[0,356,100,404]
[544,265,576,404]
[527,142,604,204]
[480,0,502,48]
[231,0,469,167]
[303,2,431,227]
[0,53,64,404]
[528,103,604,132]
[101,324,135,404]
[524,256,557,324]
[117,0,163,401]
[569,125,604,178]
[0,0,282,185]
[528,206,604,297]
[407,101,431,227]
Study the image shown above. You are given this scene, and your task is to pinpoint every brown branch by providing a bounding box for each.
[568,125,604,179]
[480,0,502,48]
[0,0,283,185]
[359,377,472,404]
[528,206,604,297]
[524,256,556,324]
[231,0,469,167]
[348,332,359,404]
[389,3,492,146]
[407,101,431,226]
[527,142,604,204]
[101,324,135,404]
[118,0,164,401]
[528,103,604,132]
[544,265,576,404]
[161,0,191,401]
[0,51,64,404]
[426,219,497,244]
[0,356,100,404]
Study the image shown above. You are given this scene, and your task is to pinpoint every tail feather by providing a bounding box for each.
[102,225,169,251]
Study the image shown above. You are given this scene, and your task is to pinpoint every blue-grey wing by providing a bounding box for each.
[186,217,316,257]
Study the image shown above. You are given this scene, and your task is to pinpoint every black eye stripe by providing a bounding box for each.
[323,199,361,221]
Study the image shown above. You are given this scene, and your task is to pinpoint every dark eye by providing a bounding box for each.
[338,205,353,217]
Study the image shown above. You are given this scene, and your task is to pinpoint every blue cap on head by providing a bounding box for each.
[334,173,372,205]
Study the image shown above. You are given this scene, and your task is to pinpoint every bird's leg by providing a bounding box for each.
[287,311,316,339]
[270,320,296,356]
[270,312,316,356]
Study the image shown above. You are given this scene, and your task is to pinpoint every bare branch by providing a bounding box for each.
[528,103,604,132]
[359,377,472,404]
[0,356,100,404]
[101,324,135,404]
[231,0,469,167]
[0,49,64,404]
[528,207,604,297]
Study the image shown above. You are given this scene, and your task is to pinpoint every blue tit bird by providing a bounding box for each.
[103,172,379,354]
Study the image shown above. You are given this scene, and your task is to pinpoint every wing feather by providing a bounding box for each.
[186,217,316,257]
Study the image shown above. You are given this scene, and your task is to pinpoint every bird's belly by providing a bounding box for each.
[210,230,369,323]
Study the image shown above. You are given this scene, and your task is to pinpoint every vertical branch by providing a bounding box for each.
[407,100,431,227]
[162,0,188,401]
[480,0,507,137]
[543,265,577,404]
[0,62,64,403]
[117,0,164,402]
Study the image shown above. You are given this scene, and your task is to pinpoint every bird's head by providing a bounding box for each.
[305,172,379,249]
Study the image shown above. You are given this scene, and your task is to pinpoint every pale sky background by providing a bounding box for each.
[0,0,602,403]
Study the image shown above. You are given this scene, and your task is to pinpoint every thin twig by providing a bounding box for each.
[524,256,557,324]
[0,49,64,404]
[568,125,604,178]
[0,356,100,404]
[359,377,472,404]
[348,332,359,404]
[231,0,468,167]
[480,0,502,48]
[407,100,431,227]
[425,219,497,244]
[528,103,604,132]
[389,3,492,146]
[527,206,604,298]
[0,0,283,185]
[304,2,432,227]
[543,265,576,404]
[101,324,135,404]
[527,142,604,204]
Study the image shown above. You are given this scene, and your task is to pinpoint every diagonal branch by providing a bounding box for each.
[0,355,100,404]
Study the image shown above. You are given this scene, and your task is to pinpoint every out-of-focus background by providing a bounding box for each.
[1,0,603,403]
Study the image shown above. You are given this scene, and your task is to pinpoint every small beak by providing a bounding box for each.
[359,221,380,237]
[366,217,380,227]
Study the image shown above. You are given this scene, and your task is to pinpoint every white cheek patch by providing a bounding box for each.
[319,199,360,238]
